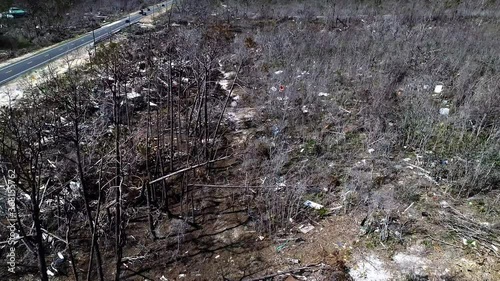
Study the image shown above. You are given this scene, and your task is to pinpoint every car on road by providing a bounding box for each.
[8,7,27,18]
[125,19,130,23]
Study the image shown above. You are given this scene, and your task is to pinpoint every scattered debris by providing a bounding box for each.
[48,252,66,276]
[434,85,443,94]
[276,242,289,252]
[126,91,141,99]
[330,205,343,211]
[440,201,450,209]
[304,200,324,210]
[42,233,54,244]
[298,224,315,234]
[295,70,309,78]
[69,181,81,193]
[318,92,329,97]
[439,107,450,116]
[274,70,284,75]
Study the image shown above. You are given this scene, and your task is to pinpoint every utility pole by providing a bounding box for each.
[92,30,96,54]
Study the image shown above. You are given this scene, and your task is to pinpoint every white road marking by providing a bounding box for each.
[27,61,33,65]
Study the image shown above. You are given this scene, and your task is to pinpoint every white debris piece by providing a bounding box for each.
[440,201,450,209]
[274,70,284,75]
[69,181,81,193]
[223,71,236,79]
[301,105,309,113]
[298,224,315,234]
[42,233,53,243]
[219,80,230,91]
[491,245,498,252]
[304,200,324,210]
[47,159,57,168]
[368,148,375,154]
[439,108,450,116]
[318,92,329,97]
[271,86,277,92]
[434,85,443,94]
[127,91,141,99]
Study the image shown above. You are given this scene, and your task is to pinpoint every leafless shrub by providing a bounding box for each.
[253,177,306,235]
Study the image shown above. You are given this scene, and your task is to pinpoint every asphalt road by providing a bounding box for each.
[0,1,173,86]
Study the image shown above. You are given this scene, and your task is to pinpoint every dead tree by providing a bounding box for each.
[0,93,52,281]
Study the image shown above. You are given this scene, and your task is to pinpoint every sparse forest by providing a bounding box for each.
[1,0,499,280]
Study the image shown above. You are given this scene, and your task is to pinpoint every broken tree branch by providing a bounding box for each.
[149,156,230,184]
[244,263,329,281]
